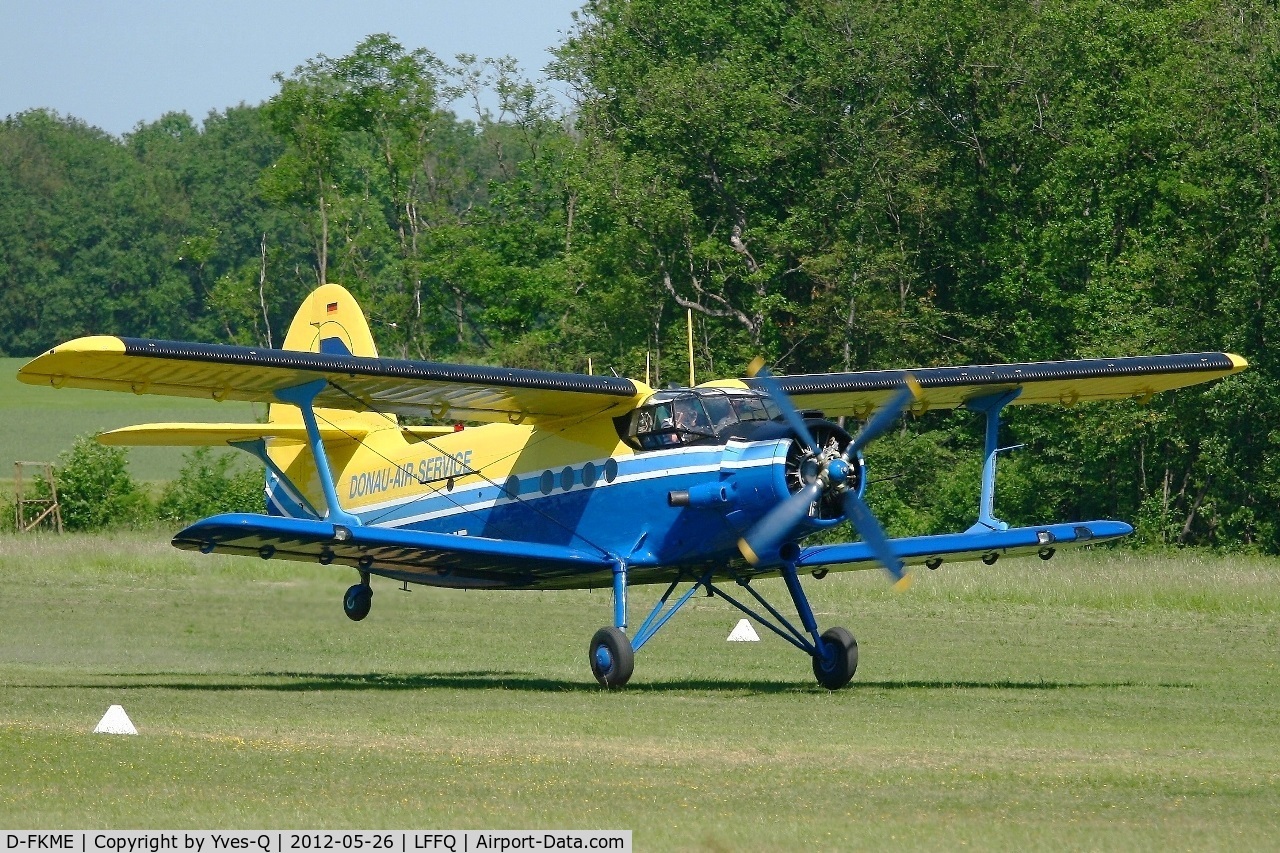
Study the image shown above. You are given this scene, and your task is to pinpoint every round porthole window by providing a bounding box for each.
[540,469,554,495]
[560,466,574,491]
[604,458,619,483]
[582,461,598,487]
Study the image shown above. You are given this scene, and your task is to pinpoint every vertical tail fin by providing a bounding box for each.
[268,283,394,430]
[265,284,395,518]
[279,282,381,359]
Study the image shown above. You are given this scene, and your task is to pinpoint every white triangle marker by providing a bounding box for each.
[93,705,138,735]
[727,618,760,642]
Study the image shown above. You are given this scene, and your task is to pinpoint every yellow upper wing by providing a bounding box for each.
[18,336,648,425]
[21,336,1244,427]
[724,352,1247,417]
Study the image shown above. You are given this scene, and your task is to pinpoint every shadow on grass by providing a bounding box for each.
[30,671,1191,694]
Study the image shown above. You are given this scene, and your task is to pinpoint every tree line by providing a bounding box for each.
[2,1,1277,549]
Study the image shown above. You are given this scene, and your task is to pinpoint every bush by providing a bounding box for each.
[0,494,16,533]
[54,435,153,531]
[157,447,264,523]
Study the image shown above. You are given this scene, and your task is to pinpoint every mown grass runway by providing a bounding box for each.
[1,532,1277,848]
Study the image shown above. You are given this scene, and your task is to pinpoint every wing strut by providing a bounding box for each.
[274,380,360,527]
[229,438,323,520]
[964,389,1022,533]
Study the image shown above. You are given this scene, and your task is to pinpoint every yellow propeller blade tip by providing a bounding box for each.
[746,356,766,378]
[904,373,923,400]
[892,573,914,593]
[738,538,761,566]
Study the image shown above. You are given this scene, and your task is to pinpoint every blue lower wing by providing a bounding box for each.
[174,514,1130,588]
[173,513,613,589]
[797,520,1133,571]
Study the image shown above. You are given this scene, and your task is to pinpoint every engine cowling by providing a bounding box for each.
[785,420,859,523]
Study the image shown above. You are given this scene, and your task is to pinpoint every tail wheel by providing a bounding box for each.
[812,626,858,690]
[343,583,373,621]
[589,626,634,688]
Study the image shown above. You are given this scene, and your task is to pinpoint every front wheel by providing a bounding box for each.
[812,626,858,690]
[588,626,634,688]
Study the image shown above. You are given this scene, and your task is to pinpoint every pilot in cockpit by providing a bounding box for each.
[672,399,708,434]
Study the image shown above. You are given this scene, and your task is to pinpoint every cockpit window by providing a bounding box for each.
[702,395,735,431]
[626,389,778,450]
[672,398,711,432]
[730,395,772,422]
[630,396,712,449]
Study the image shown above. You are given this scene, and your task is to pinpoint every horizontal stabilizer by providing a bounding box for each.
[796,520,1133,572]
[98,422,375,446]
[99,421,456,447]
[174,514,613,588]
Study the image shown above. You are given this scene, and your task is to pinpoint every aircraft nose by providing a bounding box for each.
[826,457,852,489]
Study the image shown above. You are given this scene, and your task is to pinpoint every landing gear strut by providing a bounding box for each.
[343,582,373,621]
[604,561,865,690]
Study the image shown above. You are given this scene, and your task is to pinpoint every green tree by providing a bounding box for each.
[555,0,1280,547]
[0,110,193,353]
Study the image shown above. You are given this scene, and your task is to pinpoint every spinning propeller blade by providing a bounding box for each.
[738,358,916,587]
[843,490,912,589]
[738,480,824,565]
[747,356,817,454]
[847,374,922,457]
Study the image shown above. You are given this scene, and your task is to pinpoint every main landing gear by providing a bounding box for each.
[589,561,861,691]
[812,626,859,690]
[589,627,634,688]
[343,581,373,621]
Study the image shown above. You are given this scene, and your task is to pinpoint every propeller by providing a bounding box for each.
[846,375,922,459]
[745,356,820,454]
[738,360,920,590]
[737,480,824,566]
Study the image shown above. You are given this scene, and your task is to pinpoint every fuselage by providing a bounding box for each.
[265,387,849,585]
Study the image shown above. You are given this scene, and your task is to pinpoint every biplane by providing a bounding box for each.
[18,284,1246,689]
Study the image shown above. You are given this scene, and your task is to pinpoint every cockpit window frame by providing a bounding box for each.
[623,387,780,451]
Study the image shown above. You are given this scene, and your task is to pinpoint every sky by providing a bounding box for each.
[0,0,586,137]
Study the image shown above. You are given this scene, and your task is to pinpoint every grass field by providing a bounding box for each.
[1,357,257,485]
[1,532,1276,848]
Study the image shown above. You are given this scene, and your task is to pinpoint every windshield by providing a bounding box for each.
[729,394,777,422]
[627,389,778,450]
